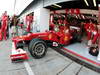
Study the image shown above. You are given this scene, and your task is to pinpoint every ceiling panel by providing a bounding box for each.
[46,0,98,10]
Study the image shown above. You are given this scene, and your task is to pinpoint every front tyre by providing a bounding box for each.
[29,39,47,59]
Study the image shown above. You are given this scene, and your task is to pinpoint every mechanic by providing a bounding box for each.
[1,11,8,40]
[89,23,100,57]
[91,23,99,45]
[85,20,99,47]
[84,20,91,41]
[26,13,33,32]
[26,14,30,32]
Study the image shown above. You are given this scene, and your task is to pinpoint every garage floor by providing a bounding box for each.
[0,39,100,75]
[63,41,100,66]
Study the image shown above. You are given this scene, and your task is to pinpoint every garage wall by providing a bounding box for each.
[33,8,50,32]
[15,0,33,15]
[20,0,43,19]
[19,0,44,32]
[20,0,50,32]
[39,8,50,32]
[20,0,73,18]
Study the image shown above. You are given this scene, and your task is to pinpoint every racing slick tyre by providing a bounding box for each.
[29,39,47,59]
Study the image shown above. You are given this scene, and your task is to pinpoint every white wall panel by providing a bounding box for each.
[15,0,33,15]
[20,0,43,18]
[39,8,50,32]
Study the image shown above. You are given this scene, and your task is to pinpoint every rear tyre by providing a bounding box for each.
[29,39,47,59]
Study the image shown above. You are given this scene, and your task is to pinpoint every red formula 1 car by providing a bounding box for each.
[10,30,72,61]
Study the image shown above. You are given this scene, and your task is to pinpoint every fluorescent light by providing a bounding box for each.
[53,4,62,8]
[93,0,96,7]
[84,0,89,6]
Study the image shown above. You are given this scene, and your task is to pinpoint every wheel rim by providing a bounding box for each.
[32,43,45,56]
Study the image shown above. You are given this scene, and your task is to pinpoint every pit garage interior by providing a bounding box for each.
[44,0,100,67]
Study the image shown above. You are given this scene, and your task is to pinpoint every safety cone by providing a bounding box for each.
[10,42,28,62]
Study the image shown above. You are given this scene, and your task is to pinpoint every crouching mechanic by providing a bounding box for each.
[88,23,99,57]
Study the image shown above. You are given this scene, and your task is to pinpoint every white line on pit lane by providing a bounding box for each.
[11,42,35,75]
[24,61,35,75]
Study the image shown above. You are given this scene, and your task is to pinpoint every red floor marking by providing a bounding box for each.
[62,47,100,66]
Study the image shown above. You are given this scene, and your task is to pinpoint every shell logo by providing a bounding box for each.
[48,34,52,39]
[64,36,68,41]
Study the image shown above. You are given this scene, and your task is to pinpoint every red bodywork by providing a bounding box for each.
[10,53,28,61]
[12,31,72,48]
[10,41,28,61]
[11,31,72,61]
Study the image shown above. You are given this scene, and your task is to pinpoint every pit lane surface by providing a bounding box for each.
[0,39,100,75]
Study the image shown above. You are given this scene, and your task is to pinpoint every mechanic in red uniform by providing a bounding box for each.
[49,15,55,30]
[59,25,71,45]
[30,13,33,23]
[91,23,99,44]
[85,20,99,46]
[84,20,91,40]
[26,14,30,32]
[58,15,64,33]
[1,11,8,40]
[26,13,33,32]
